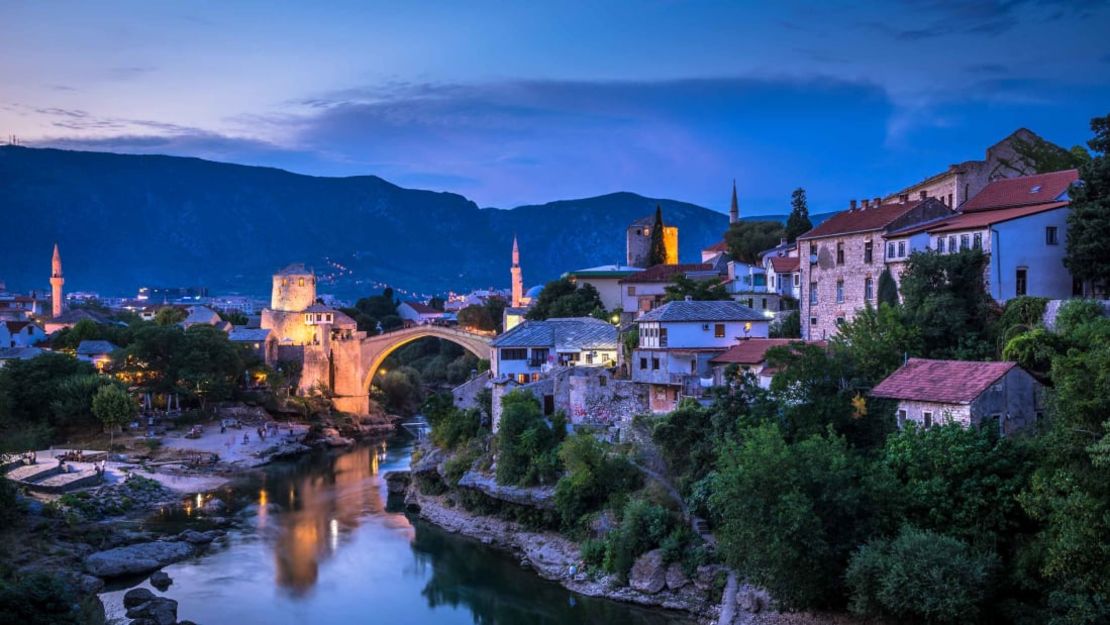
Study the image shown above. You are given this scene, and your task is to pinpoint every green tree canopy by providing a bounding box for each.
[91,383,136,449]
[648,204,667,266]
[663,274,730,302]
[525,278,604,320]
[725,220,784,264]
[898,249,996,359]
[1065,113,1110,293]
[877,268,899,307]
[784,187,813,242]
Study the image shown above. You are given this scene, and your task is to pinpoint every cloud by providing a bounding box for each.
[107,66,158,80]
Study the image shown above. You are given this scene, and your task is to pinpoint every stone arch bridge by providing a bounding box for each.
[330,325,493,415]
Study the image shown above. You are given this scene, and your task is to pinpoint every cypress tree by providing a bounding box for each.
[877,268,899,307]
[648,205,667,266]
[1064,114,1110,293]
[784,187,813,243]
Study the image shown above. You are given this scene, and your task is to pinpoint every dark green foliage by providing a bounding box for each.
[0,353,98,445]
[1065,114,1110,293]
[663,274,731,302]
[877,267,899,307]
[0,572,87,625]
[375,366,424,416]
[709,425,882,609]
[648,205,668,266]
[831,303,921,387]
[457,304,496,331]
[554,433,641,530]
[1054,298,1106,336]
[898,249,997,359]
[601,498,675,581]
[341,288,401,334]
[0,480,21,527]
[846,526,998,625]
[384,338,480,388]
[424,393,484,450]
[1002,328,1063,379]
[495,391,564,486]
[725,220,784,264]
[49,319,134,351]
[784,187,813,243]
[769,310,801,338]
[1012,133,1090,174]
[526,277,604,320]
[652,398,741,492]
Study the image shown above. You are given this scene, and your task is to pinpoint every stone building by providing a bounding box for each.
[260,264,369,411]
[491,366,647,434]
[617,263,716,322]
[883,128,1044,209]
[871,358,1042,435]
[627,214,678,268]
[490,317,618,384]
[798,197,953,340]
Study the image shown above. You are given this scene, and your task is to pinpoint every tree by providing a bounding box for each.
[0,352,97,445]
[832,303,921,387]
[846,526,998,625]
[648,204,667,266]
[457,304,495,331]
[1065,114,1110,294]
[877,268,899,307]
[154,307,186,326]
[554,433,640,529]
[769,310,801,338]
[663,274,730,302]
[495,390,563,486]
[428,296,445,312]
[1012,133,1090,174]
[525,277,604,320]
[725,220,784,264]
[898,249,996,359]
[709,424,882,609]
[91,384,136,451]
[784,187,813,242]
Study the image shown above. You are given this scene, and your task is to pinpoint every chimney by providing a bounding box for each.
[861,199,870,209]
[899,193,909,204]
[684,295,693,302]
[779,237,787,246]
[849,199,857,210]
[873,196,881,206]
[919,190,927,200]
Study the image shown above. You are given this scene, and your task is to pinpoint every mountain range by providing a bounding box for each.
[0,146,827,299]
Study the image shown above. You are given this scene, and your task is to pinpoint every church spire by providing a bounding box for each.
[729,179,739,224]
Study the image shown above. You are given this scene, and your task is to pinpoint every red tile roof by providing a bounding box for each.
[870,358,1018,404]
[620,263,712,283]
[927,201,1068,234]
[403,301,442,314]
[769,256,800,273]
[710,339,823,365]
[2,321,35,333]
[962,169,1078,212]
[703,240,728,253]
[798,200,927,240]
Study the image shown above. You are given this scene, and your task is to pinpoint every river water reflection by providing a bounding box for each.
[101,432,693,625]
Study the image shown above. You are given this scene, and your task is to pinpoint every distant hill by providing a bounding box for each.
[0,146,744,297]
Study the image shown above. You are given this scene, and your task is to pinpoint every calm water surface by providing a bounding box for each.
[100,431,692,625]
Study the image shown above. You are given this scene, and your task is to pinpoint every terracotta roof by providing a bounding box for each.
[710,339,822,365]
[962,169,1078,212]
[798,200,926,240]
[769,256,800,273]
[2,321,34,333]
[703,240,729,253]
[401,301,442,315]
[927,201,1068,234]
[870,358,1018,404]
[620,263,712,283]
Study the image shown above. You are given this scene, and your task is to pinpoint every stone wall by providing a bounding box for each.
[452,371,491,411]
[800,231,883,340]
[491,367,648,433]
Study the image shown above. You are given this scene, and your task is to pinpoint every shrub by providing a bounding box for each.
[554,433,641,530]
[846,526,998,625]
[603,498,675,581]
[495,391,563,486]
[1055,299,1107,336]
[0,573,87,625]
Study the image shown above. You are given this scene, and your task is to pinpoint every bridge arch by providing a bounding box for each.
[359,325,492,392]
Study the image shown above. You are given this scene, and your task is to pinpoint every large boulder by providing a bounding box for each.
[122,587,155,608]
[629,549,667,594]
[149,570,172,591]
[125,596,178,625]
[178,529,222,545]
[85,541,195,578]
[384,471,411,495]
[665,562,689,591]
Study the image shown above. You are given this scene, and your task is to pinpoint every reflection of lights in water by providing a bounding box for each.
[329,518,338,551]
[259,489,268,505]
[195,493,203,508]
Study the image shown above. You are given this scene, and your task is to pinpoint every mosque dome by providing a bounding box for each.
[525,285,544,300]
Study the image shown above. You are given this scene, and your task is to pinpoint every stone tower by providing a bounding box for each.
[50,243,64,318]
[729,180,739,224]
[270,263,316,312]
[511,236,524,307]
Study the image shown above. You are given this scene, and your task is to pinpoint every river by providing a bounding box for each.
[100,431,693,625]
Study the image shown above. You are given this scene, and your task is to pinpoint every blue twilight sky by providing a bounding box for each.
[1,1,1108,214]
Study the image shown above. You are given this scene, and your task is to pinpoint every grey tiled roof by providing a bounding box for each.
[636,300,767,323]
[492,317,617,351]
[228,328,272,342]
[76,340,119,356]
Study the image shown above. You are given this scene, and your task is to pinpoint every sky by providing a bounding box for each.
[2,0,1109,215]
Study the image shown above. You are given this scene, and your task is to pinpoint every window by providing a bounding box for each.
[809,243,817,263]
[793,274,800,287]
[298,277,305,287]
[651,357,660,370]
[864,240,873,263]
[973,233,982,249]
[897,241,906,257]
[809,281,818,304]
[887,242,895,259]
[517,374,528,384]
[659,328,668,347]
[836,242,845,265]
[1016,268,1028,296]
[897,409,907,427]
[627,286,636,296]
[761,298,767,309]
[690,359,697,374]
[836,280,844,303]
[810,316,818,326]
[639,357,647,370]
[714,323,725,338]
[923,412,933,428]
[599,376,607,387]
[937,236,945,253]
[1046,226,1058,245]
[947,193,953,207]
[960,234,970,250]
[701,323,710,331]
[530,348,549,365]
[864,277,874,301]
[501,348,527,360]
[746,298,754,308]
[948,235,956,252]
[836,316,845,326]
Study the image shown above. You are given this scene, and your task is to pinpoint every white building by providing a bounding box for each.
[565,265,643,312]
[397,301,445,326]
[632,299,769,413]
[0,321,45,348]
[618,263,717,322]
[490,317,618,384]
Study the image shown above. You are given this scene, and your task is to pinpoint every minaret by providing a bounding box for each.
[510,236,524,307]
[50,243,64,318]
[729,179,739,224]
